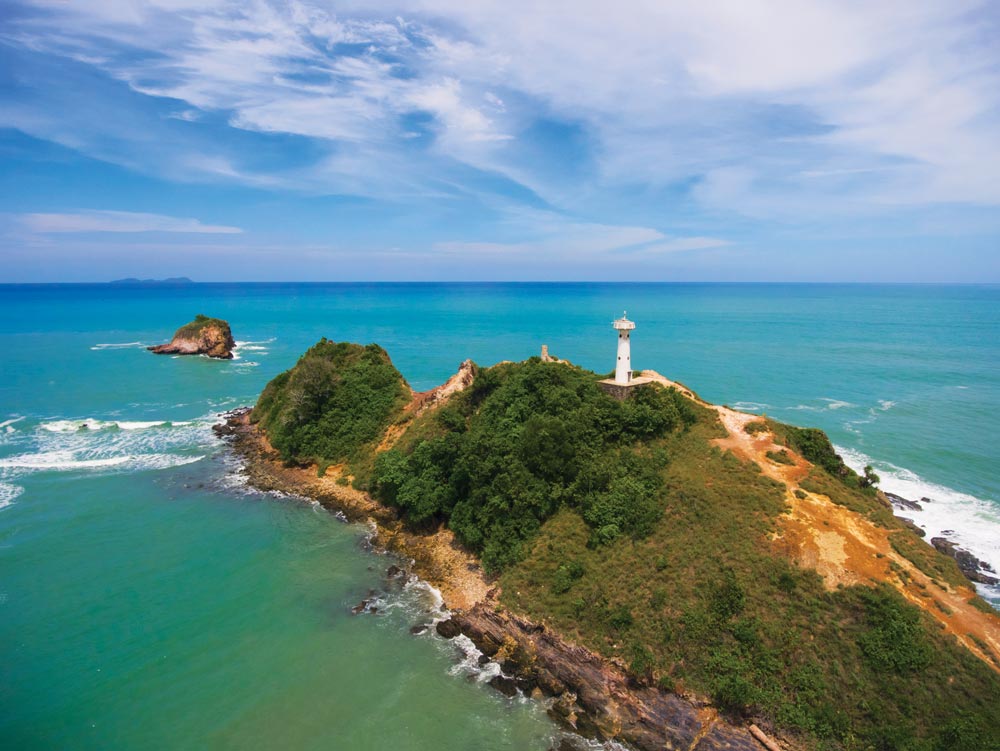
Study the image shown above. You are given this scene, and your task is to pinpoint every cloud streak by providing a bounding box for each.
[18,211,243,234]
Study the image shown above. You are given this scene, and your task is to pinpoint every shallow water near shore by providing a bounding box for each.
[1,282,998,749]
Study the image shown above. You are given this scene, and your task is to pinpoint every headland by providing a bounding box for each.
[216,339,1000,751]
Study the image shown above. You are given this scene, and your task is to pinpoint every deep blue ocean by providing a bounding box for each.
[1,282,997,749]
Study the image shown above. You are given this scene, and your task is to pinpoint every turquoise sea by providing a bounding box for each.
[1,282,998,749]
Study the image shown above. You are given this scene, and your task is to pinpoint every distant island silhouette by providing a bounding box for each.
[109,277,194,285]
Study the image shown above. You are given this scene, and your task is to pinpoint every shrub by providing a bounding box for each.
[855,586,933,673]
[766,449,794,465]
[711,569,746,621]
[782,425,858,485]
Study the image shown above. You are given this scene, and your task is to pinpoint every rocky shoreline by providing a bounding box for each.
[884,492,999,586]
[214,408,776,751]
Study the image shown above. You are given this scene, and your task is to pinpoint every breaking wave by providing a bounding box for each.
[836,444,1000,603]
[0,451,202,472]
[91,342,148,350]
[0,414,218,482]
[39,418,191,432]
[0,481,23,509]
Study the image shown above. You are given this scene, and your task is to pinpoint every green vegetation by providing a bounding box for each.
[766,448,795,465]
[252,339,409,466]
[371,358,701,571]
[777,424,859,483]
[502,416,1000,751]
[744,420,769,435]
[255,342,1000,750]
[175,313,228,337]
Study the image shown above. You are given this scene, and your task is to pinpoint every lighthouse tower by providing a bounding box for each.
[613,312,636,384]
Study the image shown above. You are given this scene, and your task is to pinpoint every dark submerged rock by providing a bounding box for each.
[487,674,519,698]
[885,491,923,511]
[435,618,462,639]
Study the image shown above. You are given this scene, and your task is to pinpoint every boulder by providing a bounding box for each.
[885,492,923,511]
[487,675,519,697]
[435,618,462,639]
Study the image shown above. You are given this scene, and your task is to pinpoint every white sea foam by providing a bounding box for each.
[836,444,1000,599]
[91,342,147,350]
[40,418,194,433]
[0,451,203,472]
[820,398,854,410]
[876,400,897,411]
[0,482,24,509]
[731,401,769,412]
[448,634,501,682]
[0,417,25,430]
[2,412,218,479]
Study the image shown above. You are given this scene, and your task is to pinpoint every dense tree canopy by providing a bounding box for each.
[252,339,409,466]
[372,358,696,571]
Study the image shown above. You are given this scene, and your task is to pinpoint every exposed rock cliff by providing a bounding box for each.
[436,603,761,751]
[148,314,235,359]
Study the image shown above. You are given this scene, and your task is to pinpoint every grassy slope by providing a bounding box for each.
[500,406,1000,751]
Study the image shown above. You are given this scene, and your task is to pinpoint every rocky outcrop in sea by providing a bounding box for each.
[148,315,235,359]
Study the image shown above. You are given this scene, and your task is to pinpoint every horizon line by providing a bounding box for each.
[1,280,999,286]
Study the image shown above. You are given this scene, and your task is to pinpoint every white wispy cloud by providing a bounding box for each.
[431,206,727,261]
[18,210,243,234]
[638,237,730,254]
[3,0,999,219]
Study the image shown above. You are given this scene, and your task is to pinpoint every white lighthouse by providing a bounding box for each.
[613,312,635,384]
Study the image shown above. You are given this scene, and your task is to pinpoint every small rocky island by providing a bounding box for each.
[148,314,235,359]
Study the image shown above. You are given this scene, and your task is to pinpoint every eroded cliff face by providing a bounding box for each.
[148,316,235,359]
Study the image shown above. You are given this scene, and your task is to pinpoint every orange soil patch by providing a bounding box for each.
[708,401,1000,671]
[641,369,1000,671]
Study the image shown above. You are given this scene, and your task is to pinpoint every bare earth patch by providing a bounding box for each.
[702,397,1000,671]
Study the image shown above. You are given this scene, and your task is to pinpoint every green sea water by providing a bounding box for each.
[1,283,998,749]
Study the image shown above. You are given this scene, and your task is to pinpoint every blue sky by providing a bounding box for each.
[1,0,998,282]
